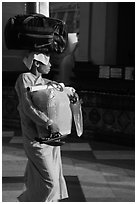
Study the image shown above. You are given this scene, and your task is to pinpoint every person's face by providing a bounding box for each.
[37,61,51,74]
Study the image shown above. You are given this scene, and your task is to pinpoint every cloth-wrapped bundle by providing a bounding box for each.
[28,82,83,137]
[5,13,68,54]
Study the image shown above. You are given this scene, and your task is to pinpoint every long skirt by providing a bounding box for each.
[17,137,68,202]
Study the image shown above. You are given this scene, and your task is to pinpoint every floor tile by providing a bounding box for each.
[2,137,12,144]
[2,146,26,160]
[61,142,91,151]
[2,160,27,177]
[2,191,21,202]
[111,186,135,202]
[2,131,14,137]
[94,150,135,160]
[10,136,23,144]
[81,185,115,200]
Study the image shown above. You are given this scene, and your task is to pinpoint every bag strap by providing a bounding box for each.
[47,82,64,92]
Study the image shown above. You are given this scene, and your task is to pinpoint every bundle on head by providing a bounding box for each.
[5,13,68,54]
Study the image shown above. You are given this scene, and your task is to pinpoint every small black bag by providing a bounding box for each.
[4,13,68,54]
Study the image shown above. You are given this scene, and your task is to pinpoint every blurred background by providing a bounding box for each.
[2,2,135,146]
[2,2,135,202]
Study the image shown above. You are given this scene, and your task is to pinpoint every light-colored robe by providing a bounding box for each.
[15,72,68,202]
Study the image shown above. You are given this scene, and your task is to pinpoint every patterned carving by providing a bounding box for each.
[117,111,131,130]
[103,110,115,125]
[80,91,135,111]
[89,108,101,124]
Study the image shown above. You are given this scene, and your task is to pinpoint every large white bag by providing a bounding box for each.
[28,82,83,136]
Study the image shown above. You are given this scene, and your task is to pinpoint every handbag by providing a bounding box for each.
[4,13,68,54]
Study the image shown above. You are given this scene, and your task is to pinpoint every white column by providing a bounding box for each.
[105,3,118,65]
[78,3,91,61]
[89,2,118,65]
[36,2,49,17]
[90,2,107,64]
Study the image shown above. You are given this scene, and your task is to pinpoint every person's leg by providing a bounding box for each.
[19,141,63,202]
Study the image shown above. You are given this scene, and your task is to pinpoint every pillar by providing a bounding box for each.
[26,2,49,17]
[90,2,107,64]
[105,3,118,65]
[89,2,118,65]
[36,2,49,17]
[78,3,91,61]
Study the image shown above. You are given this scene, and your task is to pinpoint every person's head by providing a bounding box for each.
[33,59,51,75]
[23,52,51,74]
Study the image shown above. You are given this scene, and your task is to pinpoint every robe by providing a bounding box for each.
[15,72,68,202]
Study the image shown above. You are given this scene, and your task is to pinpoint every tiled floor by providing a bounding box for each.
[2,131,135,202]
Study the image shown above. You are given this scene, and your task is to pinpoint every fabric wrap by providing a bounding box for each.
[5,13,68,54]
[15,73,69,201]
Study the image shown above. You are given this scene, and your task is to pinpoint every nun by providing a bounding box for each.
[15,52,68,202]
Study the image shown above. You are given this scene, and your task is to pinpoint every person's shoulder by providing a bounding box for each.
[18,72,32,79]
[17,72,33,84]
[17,72,29,76]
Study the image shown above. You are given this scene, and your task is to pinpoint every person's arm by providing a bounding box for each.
[15,74,53,127]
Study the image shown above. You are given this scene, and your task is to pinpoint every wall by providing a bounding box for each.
[117,3,135,66]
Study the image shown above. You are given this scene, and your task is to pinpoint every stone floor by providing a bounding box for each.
[2,130,135,202]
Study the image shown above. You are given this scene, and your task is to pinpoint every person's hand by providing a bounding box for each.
[48,122,59,133]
